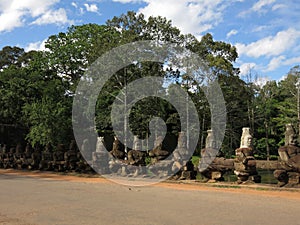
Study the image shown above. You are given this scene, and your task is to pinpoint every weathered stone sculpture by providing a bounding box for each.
[29,145,42,170]
[234,128,261,184]
[127,136,146,167]
[110,136,126,160]
[77,139,92,172]
[199,129,234,181]
[64,140,79,171]
[39,143,53,171]
[14,144,24,169]
[146,136,173,178]
[3,147,15,169]
[92,136,109,174]
[172,132,196,180]
[274,124,300,187]
[21,143,33,169]
[0,144,6,168]
[148,136,170,161]
[52,144,66,171]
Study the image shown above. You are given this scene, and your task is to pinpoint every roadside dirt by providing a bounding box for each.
[1,169,300,201]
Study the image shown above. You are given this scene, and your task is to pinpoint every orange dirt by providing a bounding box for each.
[1,169,300,200]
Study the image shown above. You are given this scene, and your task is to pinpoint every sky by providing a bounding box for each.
[0,0,299,82]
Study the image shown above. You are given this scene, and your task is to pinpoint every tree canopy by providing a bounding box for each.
[0,11,298,159]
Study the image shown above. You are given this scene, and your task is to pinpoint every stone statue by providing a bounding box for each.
[96,136,106,153]
[52,144,66,171]
[64,140,79,171]
[274,124,300,187]
[240,127,253,148]
[205,129,215,149]
[148,136,169,161]
[14,144,24,169]
[39,143,53,171]
[92,136,109,174]
[171,132,196,180]
[110,136,125,159]
[127,136,146,166]
[80,139,92,161]
[284,123,297,146]
[234,127,260,184]
[133,135,141,151]
[199,129,234,182]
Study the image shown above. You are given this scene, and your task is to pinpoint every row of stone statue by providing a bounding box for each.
[1,125,299,186]
[0,141,90,172]
[200,124,300,187]
[0,133,195,180]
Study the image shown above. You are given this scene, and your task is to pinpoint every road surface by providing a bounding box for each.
[0,170,299,225]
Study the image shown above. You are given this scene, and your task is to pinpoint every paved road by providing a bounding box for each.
[0,173,299,225]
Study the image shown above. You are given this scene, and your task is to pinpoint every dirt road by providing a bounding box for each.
[0,170,299,225]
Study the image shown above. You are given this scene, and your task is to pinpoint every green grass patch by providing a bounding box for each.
[191,156,200,168]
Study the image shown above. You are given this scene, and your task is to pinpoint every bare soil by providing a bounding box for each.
[1,169,300,200]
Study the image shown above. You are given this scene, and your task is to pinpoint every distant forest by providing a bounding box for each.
[0,11,299,159]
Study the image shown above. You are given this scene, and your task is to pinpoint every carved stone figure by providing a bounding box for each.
[3,147,15,169]
[133,135,142,151]
[274,124,300,187]
[171,132,196,180]
[205,130,215,149]
[92,136,109,174]
[21,143,33,169]
[77,139,92,172]
[39,143,53,171]
[234,127,261,184]
[52,144,66,171]
[29,145,42,170]
[110,136,126,160]
[64,140,79,171]
[148,136,169,161]
[240,127,253,148]
[14,144,24,169]
[127,149,146,166]
[96,137,106,153]
[284,123,297,146]
[198,129,234,182]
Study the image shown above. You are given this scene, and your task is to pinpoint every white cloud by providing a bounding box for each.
[226,29,238,38]
[252,0,276,12]
[31,8,73,26]
[239,62,257,76]
[25,39,47,52]
[137,0,232,36]
[0,10,23,32]
[0,0,71,32]
[236,28,300,58]
[71,2,78,8]
[284,56,300,65]
[84,3,99,13]
[238,0,276,17]
[264,55,286,71]
[252,25,268,32]
[112,0,142,3]
[272,4,286,11]
[264,55,300,72]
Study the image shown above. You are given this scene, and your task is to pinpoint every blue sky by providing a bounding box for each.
[0,0,299,83]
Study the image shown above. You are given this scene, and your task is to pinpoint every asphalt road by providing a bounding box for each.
[0,173,299,225]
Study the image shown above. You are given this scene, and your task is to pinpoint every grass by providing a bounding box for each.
[191,156,200,168]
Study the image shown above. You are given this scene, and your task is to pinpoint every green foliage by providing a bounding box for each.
[191,156,200,168]
[1,10,299,158]
[23,98,72,147]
